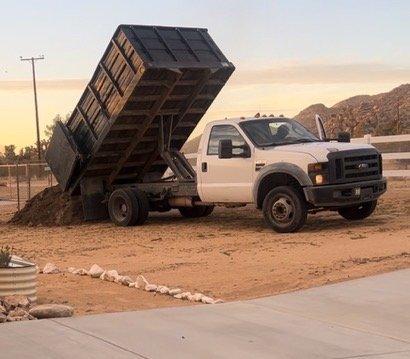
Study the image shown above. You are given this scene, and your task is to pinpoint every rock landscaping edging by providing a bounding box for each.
[0,295,73,323]
[41,263,224,305]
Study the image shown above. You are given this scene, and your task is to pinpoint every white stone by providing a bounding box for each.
[105,270,119,282]
[187,293,195,301]
[42,263,60,274]
[214,299,224,304]
[73,268,88,275]
[201,296,215,304]
[67,267,76,273]
[114,275,123,284]
[145,284,157,292]
[168,288,182,296]
[192,293,204,302]
[159,286,169,294]
[173,294,183,299]
[135,275,149,289]
[180,292,191,300]
[88,264,104,278]
[99,271,107,280]
[128,283,136,288]
[120,276,133,286]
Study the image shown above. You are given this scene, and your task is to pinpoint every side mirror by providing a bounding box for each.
[218,139,233,159]
[218,139,251,159]
[337,132,351,143]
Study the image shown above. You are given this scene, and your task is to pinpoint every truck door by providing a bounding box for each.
[198,124,254,203]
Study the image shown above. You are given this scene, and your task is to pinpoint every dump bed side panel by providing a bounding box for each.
[46,25,234,191]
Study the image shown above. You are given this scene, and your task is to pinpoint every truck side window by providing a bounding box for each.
[207,125,247,155]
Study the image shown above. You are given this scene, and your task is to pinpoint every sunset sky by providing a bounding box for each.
[0,0,409,148]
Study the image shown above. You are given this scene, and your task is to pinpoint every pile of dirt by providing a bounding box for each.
[10,186,84,226]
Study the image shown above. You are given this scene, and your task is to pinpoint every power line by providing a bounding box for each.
[20,55,44,161]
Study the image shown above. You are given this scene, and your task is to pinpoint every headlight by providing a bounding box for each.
[308,162,329,185]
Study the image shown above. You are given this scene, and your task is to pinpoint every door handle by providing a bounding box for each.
[201,162,207,172]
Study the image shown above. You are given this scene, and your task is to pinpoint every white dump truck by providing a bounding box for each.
[46,25,386,232]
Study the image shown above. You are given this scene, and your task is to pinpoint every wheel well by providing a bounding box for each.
[256,173,303,209]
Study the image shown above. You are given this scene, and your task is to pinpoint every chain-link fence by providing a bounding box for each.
[0,163,55,210]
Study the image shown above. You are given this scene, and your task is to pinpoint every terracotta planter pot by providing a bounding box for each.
[0,256,37,303]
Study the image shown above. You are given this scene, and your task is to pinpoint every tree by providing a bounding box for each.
[4,145,17,163]
[42,112,71,152]
[44,114,61,139]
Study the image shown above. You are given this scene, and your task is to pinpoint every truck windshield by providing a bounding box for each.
[240,118,320,147]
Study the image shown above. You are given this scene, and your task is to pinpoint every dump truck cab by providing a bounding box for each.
[194,116,386,231]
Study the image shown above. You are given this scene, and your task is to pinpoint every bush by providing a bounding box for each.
[0,245,13,268]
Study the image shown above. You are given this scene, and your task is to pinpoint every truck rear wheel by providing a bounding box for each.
[108,188,149,226]
[338,200,377,220]
[132,188,149,225]
[178,205,214,218]
[262,186,307,233]
[108,188,139,226]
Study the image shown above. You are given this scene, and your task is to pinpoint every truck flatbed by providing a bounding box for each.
[46,24,235,193]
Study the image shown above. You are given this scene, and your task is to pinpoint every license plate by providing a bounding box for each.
[354,188,361,196]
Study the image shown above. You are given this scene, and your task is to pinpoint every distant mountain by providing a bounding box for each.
[295,84,410,137]
[182,135,201,154]
[182,84,410,153]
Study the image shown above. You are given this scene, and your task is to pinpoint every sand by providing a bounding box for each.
[0,181,409,316]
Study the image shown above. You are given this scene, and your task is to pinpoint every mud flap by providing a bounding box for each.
[80,178,108,221]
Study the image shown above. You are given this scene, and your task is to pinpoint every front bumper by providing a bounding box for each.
[304,178,387,207]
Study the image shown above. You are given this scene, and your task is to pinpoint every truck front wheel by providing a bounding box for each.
[262,186,307,233]
[337,200,377,220]
[178,205,214,218]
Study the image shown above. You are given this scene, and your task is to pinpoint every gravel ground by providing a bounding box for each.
[0,181,409,316]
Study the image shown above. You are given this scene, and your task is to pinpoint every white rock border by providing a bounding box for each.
[66,264,223,305]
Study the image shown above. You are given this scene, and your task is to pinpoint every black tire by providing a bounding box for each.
[262,186,307,233]
[178,206,213,218]
[108,188,140,226]
[132,188,149,225]
[338,200,377,220]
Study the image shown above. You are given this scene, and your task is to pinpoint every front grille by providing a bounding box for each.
[328,149,382,184]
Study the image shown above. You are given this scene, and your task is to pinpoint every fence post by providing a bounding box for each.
[26,164,31,200]
[8,165,12,198]
[16,162,20,211]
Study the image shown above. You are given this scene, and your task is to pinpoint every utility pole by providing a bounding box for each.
[20,55,44,161]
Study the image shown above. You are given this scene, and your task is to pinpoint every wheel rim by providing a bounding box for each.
[271,195,295,224]
[112,197,128,221]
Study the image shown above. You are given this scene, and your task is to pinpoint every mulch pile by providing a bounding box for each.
[10,186,84,226]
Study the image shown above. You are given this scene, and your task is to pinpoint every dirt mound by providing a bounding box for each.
[10,186,84,226]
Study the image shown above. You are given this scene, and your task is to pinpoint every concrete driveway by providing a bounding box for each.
[1,269,409,358]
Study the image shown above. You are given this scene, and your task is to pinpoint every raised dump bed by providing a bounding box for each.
[46,24,235,194]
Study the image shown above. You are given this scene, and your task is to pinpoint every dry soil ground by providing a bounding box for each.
[0,181,409,316]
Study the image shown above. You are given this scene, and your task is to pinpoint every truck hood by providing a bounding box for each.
[263,142,376,162]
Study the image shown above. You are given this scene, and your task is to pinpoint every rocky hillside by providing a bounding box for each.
[295,84,410,137]
[182,84,410,153]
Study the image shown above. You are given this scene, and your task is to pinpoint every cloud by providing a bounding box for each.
[0,79,88,91]
[230,63,410,85]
